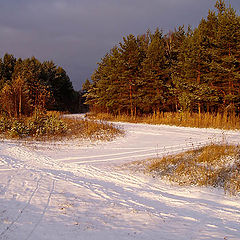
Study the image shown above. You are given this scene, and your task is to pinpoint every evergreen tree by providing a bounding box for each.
[0,54,77,116]
[41,61,76,112]
[118,34,144,115]
[165,26,186,111]
[84,0,240,116]
[207,0,240,112]
[82,78,91,93]
[139,29,169,113]
[0,59,4,89]
[2,53,16,83]
[0,82,14,117]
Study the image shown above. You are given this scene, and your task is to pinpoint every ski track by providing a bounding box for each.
[0,121,240,239]
[57,140,210,163]
[25,179,55,240]
[0,176,42,239]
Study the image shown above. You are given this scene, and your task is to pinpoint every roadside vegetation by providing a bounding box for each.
[146,144,240,195]
[88,112,240,130]
[0,112,123,141]
[62,115,123,141]
[0,51,122,141]
[84,1,240,126]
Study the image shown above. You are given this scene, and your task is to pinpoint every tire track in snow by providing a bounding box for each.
[33,163,165,220]
[28,158,240,233]
[0,176,42,238]
[69,165,239,228]
[0,176,13,196]
[41,165,167,220]
[57,140,213,165]
[1,122,240,239]
[58,147,157,161]
[25,179,55,240]
[80,165,146,187]
[0,169,12,172]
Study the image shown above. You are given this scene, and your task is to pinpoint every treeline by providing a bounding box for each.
[0,54,80,117]
[85,0,240,116]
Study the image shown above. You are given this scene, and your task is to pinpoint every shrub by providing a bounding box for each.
[27,112,67,137]
[0,112,123,141]
[0,115,11,132]
[9,120,30,138]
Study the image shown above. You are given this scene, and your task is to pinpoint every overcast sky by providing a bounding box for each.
[0,0,239,90]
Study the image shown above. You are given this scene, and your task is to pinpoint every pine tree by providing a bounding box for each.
[139,28,169,113]
[165,26,186,111]
[84,0,240,116]
[41,61,76,112]
[2,53,16,82]
[0,82,14,117]
[206,1,240,112]
[174,25,215,113]
[86,52,115,112]
[0,59,4,89]
[118,34,144,116]
[82,78,91,93]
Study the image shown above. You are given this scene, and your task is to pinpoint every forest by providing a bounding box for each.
[0,54,80,117]
[84,0,240,117]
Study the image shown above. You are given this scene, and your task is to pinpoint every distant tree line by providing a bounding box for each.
[0,54,82,117]
[84,0,240,116]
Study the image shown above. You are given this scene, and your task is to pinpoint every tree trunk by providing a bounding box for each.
[19,85,22,118]
[129,84,133,117]
[197,65,201,116]
[14,94,17,118]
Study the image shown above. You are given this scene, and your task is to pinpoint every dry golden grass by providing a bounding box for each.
[88,112,240,130]
[147,144,240,195]
[62,117,123,141]
[0,112,123,141]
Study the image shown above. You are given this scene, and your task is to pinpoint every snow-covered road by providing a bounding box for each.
[0,122,240,240]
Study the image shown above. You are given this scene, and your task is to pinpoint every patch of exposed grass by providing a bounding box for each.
[147,144,240,195]
[62,117,123,141]
[0,112,123,141]
[88,112,240,130]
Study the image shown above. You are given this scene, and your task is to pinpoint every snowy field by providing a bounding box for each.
[0,120,240,240]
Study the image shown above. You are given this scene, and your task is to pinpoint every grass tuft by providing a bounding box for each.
[147,144,240,195]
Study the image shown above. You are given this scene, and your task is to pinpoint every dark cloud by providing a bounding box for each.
[0,0,239,90]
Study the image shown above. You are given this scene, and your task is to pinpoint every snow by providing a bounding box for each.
[0,120,240,240]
